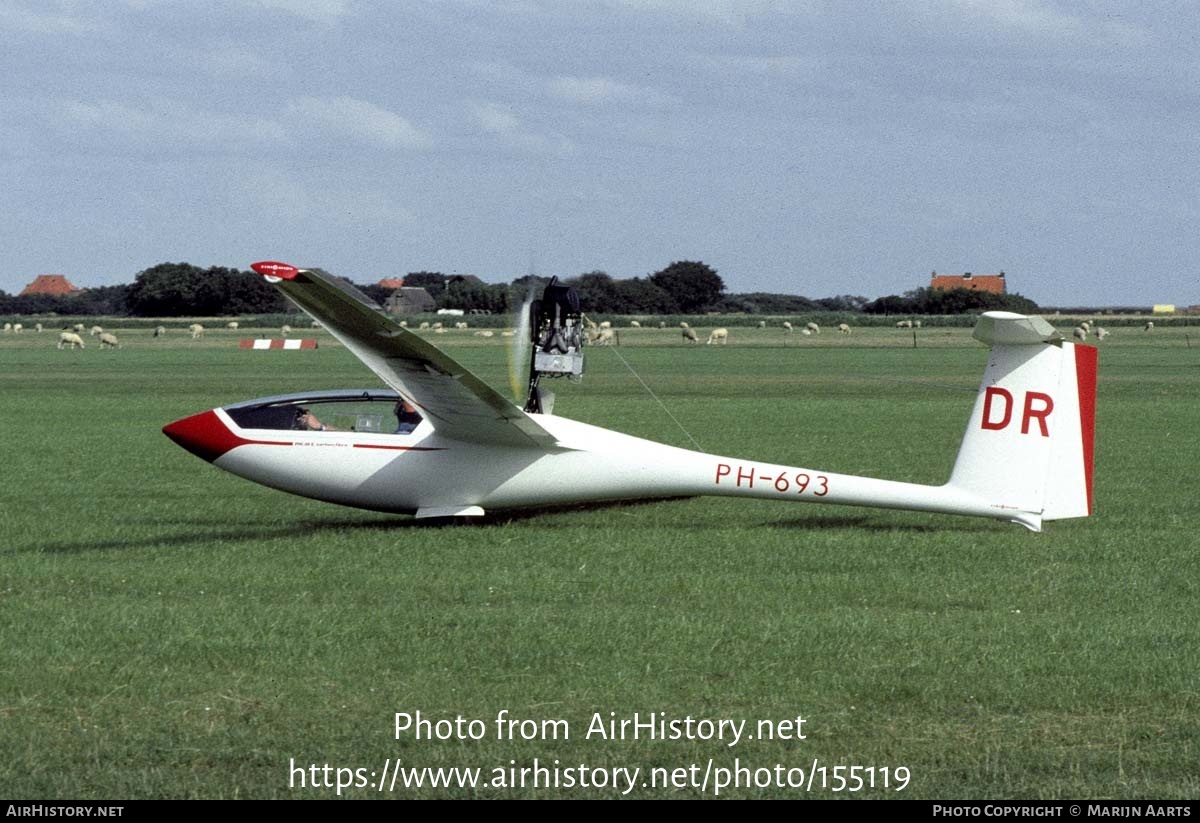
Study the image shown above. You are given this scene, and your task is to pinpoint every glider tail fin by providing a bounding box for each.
[948,312,1097,531]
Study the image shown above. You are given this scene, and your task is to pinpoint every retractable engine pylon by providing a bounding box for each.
[523,276,584,414]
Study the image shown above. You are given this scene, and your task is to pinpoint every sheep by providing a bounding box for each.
[913,320,922,328]
[658,321,666,328]
[12,324,22,334]
[58,331,85,349]
[599,320,612,330]
[758,320,766,328]
[837,323,851,335]
[801,328,812,336]
[226,321,239,330]
[805,322,820,335]
[434,327,446,333]
[280,324,292,336]
[896,320,913,328]
[706,327,728,345]
[682,326,699,344]
[90,325,103,337]
[782,321,793,334]
[311,320,321,327]
[399,321,408,328]
[188,323,205,339]
[1079,321,1091,332]
[595,328,615,345]
[35,323,43,333]
[501,330,515,337]
[474,330,495,338]
[153,325,166,337]
[679,321,690,329]
[418,321,430,330]
[2,323,10,333]
[98,332,121,349]
[73,323,85,332]
[630,320,641,328]
[455,322,469,329]
[430,322,443,330]
[1095,327,1109,340]
[1073,326,1087,342]
[1144,321,1154,331]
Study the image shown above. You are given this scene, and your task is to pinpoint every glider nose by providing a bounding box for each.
[163,410,239,463]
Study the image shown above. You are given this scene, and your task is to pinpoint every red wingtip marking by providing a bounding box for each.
[251,261,299,280]
[1074,345,1098,515]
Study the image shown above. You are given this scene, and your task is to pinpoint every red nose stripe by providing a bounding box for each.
[163,410,290,463]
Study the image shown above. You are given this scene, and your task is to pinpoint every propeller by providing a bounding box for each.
[507,287,536,405]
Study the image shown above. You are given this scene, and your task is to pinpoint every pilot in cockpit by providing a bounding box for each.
[394,399,422,434]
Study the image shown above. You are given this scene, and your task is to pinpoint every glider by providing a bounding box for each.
[163,263,1096,531]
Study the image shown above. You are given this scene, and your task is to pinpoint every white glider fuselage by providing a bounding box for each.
[175,403,1030,528]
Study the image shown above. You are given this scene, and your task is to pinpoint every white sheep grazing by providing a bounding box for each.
[419,321,430,330]
[90,325,103,337]
[805,322,820,335]
[1144,321,1154,331]
[35,323,43,333]
[99,332,121,349]
[1079,321,1091,332]
[431,322,443,330]
[281,324,292,336]
[1073,326,1087,341]
[706,327,728,345]
[896,320,912,328]
[913,320,922,328]
[153,325,166,337]
[189,323,205,339]
[595,328,615,345]
[837,323,851,335]
[2,323,11,333]
[501,330,515,337]
[1096,327,1109,340]
[802,328,812,336]
[474,330,495,338]
[599,320,612,330]
[399,321,408,328]
[782,321,793,334]
[73,323,85,332]
[682,326,699,344]
[630,320,641,328]
[455,322,469,329]
[58,331,85,349]
[658,321,666,328]
[758,320,766,328]
[679,321,690,329]
[226,321,239,330]
[13,324,22,334]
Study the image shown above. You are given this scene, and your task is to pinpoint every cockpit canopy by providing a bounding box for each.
[223,389,417,433]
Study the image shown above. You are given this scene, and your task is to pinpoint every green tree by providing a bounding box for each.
[649,261,724,313]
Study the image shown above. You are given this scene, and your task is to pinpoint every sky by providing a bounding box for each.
[2,0,1197,307]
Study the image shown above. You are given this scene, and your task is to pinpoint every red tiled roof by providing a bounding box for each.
[377,278,405,289]
[20,274,80,296]
[930,272,1006,294]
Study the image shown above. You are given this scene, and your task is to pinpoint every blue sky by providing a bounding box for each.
[2,1,1197,306]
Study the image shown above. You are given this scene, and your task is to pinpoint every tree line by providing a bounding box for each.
[0,260,1038,317]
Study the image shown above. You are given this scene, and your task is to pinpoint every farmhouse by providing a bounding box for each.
[930,271,1006,294]
[385,287,436,315]
[20,274,80,296]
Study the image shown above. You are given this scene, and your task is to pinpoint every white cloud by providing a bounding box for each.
[284,96,431,149]
[61,98,289,148]
[0,3,109,34]
[547,75,678,107]
[252,0,354,22]
[467,101,574,157]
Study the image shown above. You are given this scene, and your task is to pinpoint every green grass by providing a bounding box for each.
[1,325,1197,798]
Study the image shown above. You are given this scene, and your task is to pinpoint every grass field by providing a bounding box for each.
[1,323,1197,798]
